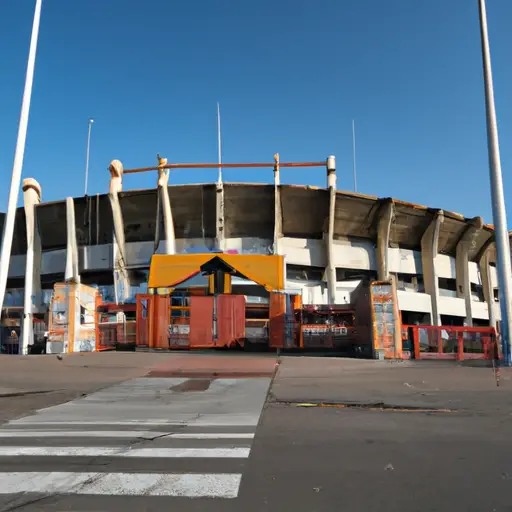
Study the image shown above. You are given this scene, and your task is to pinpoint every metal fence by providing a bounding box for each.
[97,321,137,351]
[0,327,20,355]
[405,325,497,361]
[167,321,190,349]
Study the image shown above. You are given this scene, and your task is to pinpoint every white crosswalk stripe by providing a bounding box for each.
[0,472,243,498]
[0,430,255,439]
[0,446,252,458]
[0,376,271,505]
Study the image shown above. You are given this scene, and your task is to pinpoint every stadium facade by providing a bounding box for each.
[1,155,504,343]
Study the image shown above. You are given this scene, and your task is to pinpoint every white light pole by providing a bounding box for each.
[217,103,222,184]
[352,120,358,193]
[478,0,512,364]
[84,118,94,196]
[0,0,43,316]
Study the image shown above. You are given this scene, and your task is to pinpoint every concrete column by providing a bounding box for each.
[216,181,225,252]
[157,155,175,255]
[273,153,283,255]
[478,239,496,327]
[109,160,130,303]
[456,217,483,326]
[21,178,42,355]
[421,210,444,326]
[325,156,336,304]
[376,199,394,281]
[65,197,79,283]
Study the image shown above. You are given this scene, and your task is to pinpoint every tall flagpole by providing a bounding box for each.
[0,0,43,316]
[84,118,94,196]
[352,120,358,193]
[478,0,512,365]
[217,102,222,184]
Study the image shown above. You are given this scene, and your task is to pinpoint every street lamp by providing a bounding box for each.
[84,118,94,196]
[478,0,512,364]
[0,0,43,316]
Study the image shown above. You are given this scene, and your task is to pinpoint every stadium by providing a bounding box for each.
[0,154,502,359]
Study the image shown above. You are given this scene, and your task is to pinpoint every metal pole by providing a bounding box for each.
[478,0,512,365]
[0,0,42,316]
[352,120,358,193]
[217,103,222,184]
[84,118,94,196]
[123,161,327,174]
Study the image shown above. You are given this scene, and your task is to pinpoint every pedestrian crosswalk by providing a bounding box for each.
[0,425,254,499]
[0,376,271,507]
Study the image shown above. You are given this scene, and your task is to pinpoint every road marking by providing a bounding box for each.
[0,431,170,439]
[7,420,191,426]
[0,431,254,439]
[124,448,250,458]
[172,433,254,439]
[0,472,242,498]
[0,447,251,458]
[8,418,260,427]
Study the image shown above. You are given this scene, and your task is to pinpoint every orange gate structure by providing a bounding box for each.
[137,253,286,350]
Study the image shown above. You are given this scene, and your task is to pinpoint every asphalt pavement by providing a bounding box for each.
[1,353,511,511]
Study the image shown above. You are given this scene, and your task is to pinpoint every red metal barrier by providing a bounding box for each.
[404,325,497,361]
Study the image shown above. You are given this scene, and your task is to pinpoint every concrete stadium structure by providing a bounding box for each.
[1,155,506,345]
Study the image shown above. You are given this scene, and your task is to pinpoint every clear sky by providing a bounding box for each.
[0,0,511,224]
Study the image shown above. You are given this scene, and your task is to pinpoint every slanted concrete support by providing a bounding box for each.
[109,160,130,303]
[21,178,42,355]
[456,217,483,326]
[273,153,283,255]
[478,238,496,327]
[325,155,337,304]
[65,197,79,282]
[376,199,394,281]
[157,155,175,255]
[216,181,225,252]
[421,210,444,326]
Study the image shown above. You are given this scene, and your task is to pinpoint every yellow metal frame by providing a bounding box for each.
[148,254,284,292]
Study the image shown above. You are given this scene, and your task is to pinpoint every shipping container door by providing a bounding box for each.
[189,296,214,347]
[269,292,286,348]
[135,294,152,347]
[217,295,246,347]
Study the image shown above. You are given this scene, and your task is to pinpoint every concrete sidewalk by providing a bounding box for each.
[0,352,278,424]
[271,356,512,413]
[0,352,173,423]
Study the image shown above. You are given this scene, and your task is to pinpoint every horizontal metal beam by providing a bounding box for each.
[123,161,327,175]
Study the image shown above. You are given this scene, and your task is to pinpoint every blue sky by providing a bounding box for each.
[0,0,511,223]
